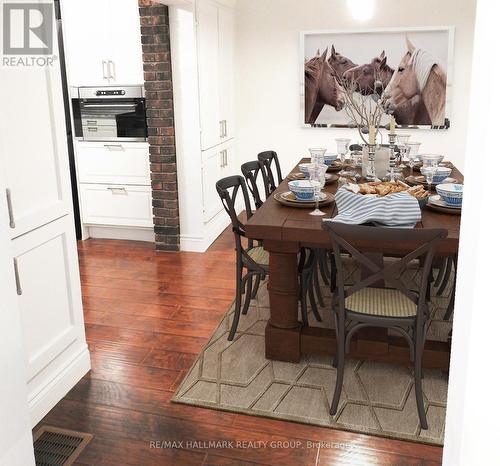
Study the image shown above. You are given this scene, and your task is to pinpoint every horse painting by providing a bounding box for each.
[385,38,447,126]
[327,45,357,83]
[342,51,395,95]
[304,48,345,124]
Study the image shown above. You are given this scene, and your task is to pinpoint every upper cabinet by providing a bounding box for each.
[61,0,144,86]
[196,0,235,150]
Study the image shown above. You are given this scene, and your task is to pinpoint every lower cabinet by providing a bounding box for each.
[11,215,89,421]
[79,183,153,227]
[202,139,235,222]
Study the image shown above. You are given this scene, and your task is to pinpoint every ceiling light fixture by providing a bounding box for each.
[347,0,375,22]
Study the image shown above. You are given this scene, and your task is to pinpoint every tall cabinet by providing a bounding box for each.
[170,0,236,251]
[0,2,90,426]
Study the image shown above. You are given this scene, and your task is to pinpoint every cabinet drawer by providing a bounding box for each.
[80,184,153,227]
[76,142,150,185]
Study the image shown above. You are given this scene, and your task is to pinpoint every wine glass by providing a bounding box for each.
[335,138,351,176]
[396,134,411,168]
[308,148,327,166]
[309,163,327,216]
[420,154,442,191]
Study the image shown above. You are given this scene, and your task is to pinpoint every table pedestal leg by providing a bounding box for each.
[264,240,301,362]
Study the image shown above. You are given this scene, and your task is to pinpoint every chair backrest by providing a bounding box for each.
[322,222,447,315]
[216,175,253,239]
[257,151,283,196]
[241,160,268,209]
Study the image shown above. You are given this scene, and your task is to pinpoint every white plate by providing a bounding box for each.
[281,191,327,203]
[428,195,461,209]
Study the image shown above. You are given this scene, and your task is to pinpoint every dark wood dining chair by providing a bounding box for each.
[241,160,269,210]
[258,150,283,196]
[217,175,319,340]
[322,222,447,429]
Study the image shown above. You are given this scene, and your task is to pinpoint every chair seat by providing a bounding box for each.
[346,287,417,318]
[247,246,269,266]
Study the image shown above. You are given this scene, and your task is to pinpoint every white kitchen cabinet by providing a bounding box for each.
[0,0,89,427]
[12,216,86,387]
[61,0,143,86]
[75,142,150,186]
[196,0,235,150]
[0,65,72,240]
[80,184,153,228]
[201,139,234,222]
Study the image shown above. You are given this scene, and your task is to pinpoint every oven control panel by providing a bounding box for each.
[95,90,126,96]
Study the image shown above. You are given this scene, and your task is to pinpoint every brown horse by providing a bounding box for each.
[385,38,447,126]
[343,51,395,95]
[305,48,345,124]
[328,44,357,83]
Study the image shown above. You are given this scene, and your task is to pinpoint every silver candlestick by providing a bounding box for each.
[388,133,397,182]
[366,143,377,182]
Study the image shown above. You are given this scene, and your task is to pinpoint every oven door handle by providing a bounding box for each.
[81,103,137,109]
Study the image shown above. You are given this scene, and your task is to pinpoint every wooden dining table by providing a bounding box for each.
[245,158,463,369]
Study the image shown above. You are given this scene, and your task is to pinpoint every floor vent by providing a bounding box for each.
[33,426,92,466]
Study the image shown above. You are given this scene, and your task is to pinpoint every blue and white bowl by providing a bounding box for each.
[288,180,320,201]
[324,153,338,165]
[436,183,463,206]
[298,163,315,178]
[420,166,452,183]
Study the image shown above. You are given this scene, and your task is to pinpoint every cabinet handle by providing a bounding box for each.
[102,60,108,80]
[5,188,15,228]
[223,120,227,138]
[224,149,227,167]
[13,258,22,295]
[107,187,127,194]
[220,152,224,168]
[104,144,124,151]
[108,60,116,81]
[219,121,224,139]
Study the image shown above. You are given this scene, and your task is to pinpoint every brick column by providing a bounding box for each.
[138,0,179,251]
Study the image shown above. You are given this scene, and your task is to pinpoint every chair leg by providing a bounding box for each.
[437,257,453,296]
[228,263,244,341]
[414,323,428,430]
[308,276,322,323]
[434,257,448,289]
[313,261,325,308]
[300,270,309,327]
[318,250,330,286]
[443,263,457,321]
[330,313,345,416]
[242,274,253,315]
[251,274,261,299]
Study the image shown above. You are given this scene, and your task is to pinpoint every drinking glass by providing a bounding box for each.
[309,163,327,216]
[396,134,411,168]
[335,138,351,176]
[408,151,418,176]
[308,148,327,166]
[420,154,442,191]
[407,142,421,160]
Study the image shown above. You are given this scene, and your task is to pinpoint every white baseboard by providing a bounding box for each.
[28,345,91,427]
[86,225,154,242]
[180,210,231,252]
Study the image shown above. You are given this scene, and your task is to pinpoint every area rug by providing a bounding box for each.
[173,260,453,445]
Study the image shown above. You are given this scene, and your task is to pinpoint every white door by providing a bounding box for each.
[107,0,144,85]
[60,0,111,86]
[0,169,35,466]
[217,5,234,141]
[0,9,72,239]
[202,147,224,222]
[197,0,221,150]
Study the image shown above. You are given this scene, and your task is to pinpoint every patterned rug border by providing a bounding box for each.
[172,303,446,447]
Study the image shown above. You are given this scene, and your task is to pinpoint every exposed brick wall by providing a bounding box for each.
[138,0,179,251]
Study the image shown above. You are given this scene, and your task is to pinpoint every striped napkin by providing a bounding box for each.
[325,186,421,228]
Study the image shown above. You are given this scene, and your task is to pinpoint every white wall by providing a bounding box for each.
[443,0,500,464]
[234,0,476,173]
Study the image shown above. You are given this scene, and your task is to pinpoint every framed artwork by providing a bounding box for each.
[300,27,454,129]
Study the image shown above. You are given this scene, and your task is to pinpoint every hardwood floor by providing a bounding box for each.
[37,228,443,465]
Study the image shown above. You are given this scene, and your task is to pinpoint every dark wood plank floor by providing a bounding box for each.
[37,227,443,465]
